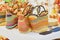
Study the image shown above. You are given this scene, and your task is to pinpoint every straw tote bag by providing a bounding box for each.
[18,5,32,33]
[28,5,48,33]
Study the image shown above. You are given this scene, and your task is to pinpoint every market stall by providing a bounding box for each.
[0,0,60,40]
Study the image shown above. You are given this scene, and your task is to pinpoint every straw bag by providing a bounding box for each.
[6,11,18,29]
[28,5,48,33]
[18,5,32,33]
[0,12,6,23]
[0,11,6,23]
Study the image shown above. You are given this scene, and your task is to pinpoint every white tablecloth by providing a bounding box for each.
[0,26,60,40]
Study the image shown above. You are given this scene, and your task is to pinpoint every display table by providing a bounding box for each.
[0,26,60,40]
